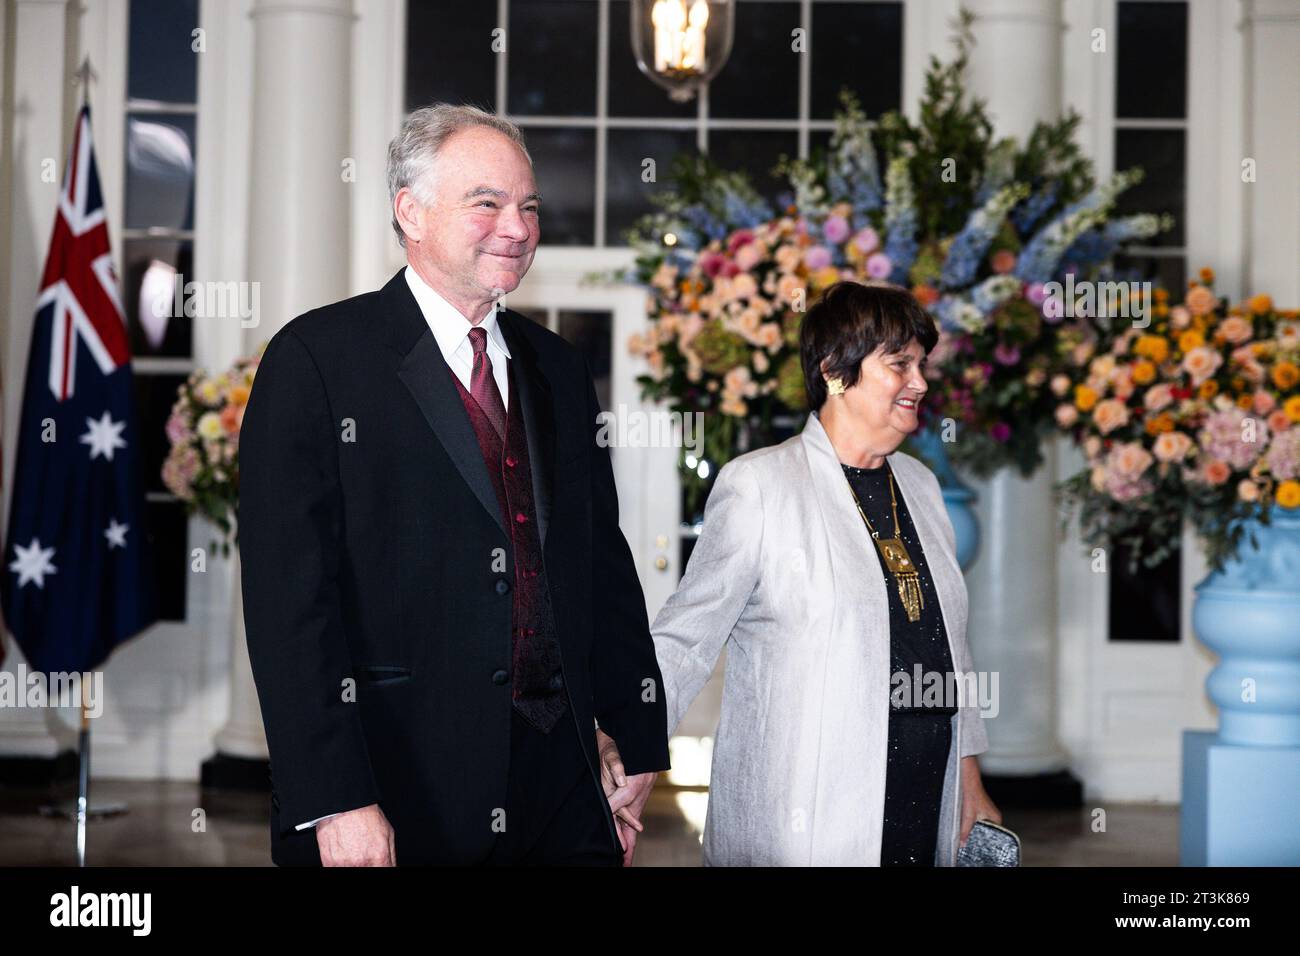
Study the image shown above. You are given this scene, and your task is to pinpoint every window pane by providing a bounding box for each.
[811,1,903,119]
[145,499,189,622]
[557,310,612,410]
[1112,253,1185,296]
[134,373,188,497]
[606,128,700,245]
[128,0,199,103]
[406,0,498,112]
[508,0,597,116]
[1108,542,1180,641]
[608,0,699,118]
[1115,128,1185,246]
[125,113,197,231]
[519,126,596,245]
[706,128,797,205]
[123,238,194,358]
[1116,1,1188,119]
[707,1,801,119]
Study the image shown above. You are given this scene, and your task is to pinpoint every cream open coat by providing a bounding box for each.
[651,411,989,866]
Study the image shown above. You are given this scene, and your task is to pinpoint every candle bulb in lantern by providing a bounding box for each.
[682,0,709,71]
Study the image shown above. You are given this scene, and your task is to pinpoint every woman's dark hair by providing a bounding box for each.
[799,281,939,411]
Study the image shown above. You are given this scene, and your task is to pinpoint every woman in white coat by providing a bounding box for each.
[646,281,1001,865]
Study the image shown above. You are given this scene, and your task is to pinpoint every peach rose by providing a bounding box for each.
[1202,459,1231,485]
[1267,409,1292,433]
[1055,404,1079,427]
[1112,442,1154,479]
[1253,391,1276,416]
[1237,479,1261,502]
[1050,374,1072,397]
[1182,346,1223,386]
[1169,305,1191,329]
[1218,316,1252,344]
[1144,383,1174,412]
[1093,398,1130,435]
[1153,431,1193,463]
[1186,285,1217,316]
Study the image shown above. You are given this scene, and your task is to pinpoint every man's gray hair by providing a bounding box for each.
[387,103,533,248]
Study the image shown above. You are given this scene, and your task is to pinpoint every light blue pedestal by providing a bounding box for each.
[1182,506,1300,866]
[1181,730,1300,865]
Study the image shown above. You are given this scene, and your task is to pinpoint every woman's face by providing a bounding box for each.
[831,338,929,446]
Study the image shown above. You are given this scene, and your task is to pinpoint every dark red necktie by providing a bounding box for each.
[467,326,506,440]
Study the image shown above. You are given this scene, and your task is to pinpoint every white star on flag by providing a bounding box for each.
[80,410,127,461]
[10,538,58,589]
[104,519,130,550]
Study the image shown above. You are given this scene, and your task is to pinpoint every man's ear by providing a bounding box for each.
[393,187,422,244]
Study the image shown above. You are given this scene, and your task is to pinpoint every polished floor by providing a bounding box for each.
[0,779,1179,866]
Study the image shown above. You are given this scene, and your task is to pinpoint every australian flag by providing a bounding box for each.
[1,105,157,673]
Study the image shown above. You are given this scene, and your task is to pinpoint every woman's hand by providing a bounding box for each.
[958,755,1002,847]
[596,727,658,865]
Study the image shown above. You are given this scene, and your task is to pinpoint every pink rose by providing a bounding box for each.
[1253,391,1276,415]
[1144,383,1174,412]
[1093,398,1130,435]
[1055,404,1079,427]
[1182,346,1223,386]
[1202,459,1231,485]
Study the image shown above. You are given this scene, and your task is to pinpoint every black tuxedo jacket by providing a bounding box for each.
[238,269,671,865]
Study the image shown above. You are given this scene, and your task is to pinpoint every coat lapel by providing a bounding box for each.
[498,310,555,549]
[384,271,506,536]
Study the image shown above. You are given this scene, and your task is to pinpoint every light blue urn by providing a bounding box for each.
[1181,505,1300,865]
[907,427,980,571]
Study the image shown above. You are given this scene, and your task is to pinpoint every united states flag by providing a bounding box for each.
[1,105,157,673]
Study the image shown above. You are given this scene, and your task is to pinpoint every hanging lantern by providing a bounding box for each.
[630,0,735,103]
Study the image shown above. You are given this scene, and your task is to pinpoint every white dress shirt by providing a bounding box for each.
[404,264,511,406]
[293,266,514,834]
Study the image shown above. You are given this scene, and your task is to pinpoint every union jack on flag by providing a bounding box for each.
[1,105,157,673]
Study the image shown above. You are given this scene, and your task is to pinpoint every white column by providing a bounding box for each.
[1242,0,1300,306]
[0,0,77,760]
[210,0,355,761]
[961,0,1071,776]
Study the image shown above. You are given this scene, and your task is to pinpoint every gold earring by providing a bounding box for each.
[826,376,846,396]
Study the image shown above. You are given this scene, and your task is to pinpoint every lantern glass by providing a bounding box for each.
[629,0,735,103]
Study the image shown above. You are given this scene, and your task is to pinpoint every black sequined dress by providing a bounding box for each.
[841,459,957,867]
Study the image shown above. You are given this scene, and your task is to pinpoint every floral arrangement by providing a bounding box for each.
[619,11,1166,511]
[1055,270,1300,570]
[161,349,262,551]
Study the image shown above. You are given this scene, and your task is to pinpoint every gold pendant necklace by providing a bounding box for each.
[845,467,924,623]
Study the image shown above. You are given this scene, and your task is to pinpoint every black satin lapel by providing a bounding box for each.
[397,331,507,535]
[501,315,555,548]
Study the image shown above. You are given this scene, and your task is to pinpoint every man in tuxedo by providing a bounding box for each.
[239,104,669,866]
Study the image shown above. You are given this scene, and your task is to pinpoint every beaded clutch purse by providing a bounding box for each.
[956,819,1021,867]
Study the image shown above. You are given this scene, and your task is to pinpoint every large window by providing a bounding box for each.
[1112,0,1187,293]
[1107,0,1187,642]
[406,0,904,246]
[122,0,200,621]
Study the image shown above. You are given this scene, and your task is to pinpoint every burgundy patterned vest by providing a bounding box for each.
[447,363,568,733]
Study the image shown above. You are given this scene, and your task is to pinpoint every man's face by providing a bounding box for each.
[404,126,540,301]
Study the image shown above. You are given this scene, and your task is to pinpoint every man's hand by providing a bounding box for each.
[315,803,396,866]
[596,728,658,866]
[958,756,1002,848]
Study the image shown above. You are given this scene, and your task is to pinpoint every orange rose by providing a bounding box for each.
[1199,267,1215,284]
[1131,360,1156,385]
[1135,335,1170,364]
[1199,380,1219,399]
[1284,395,1300,423]
[1144,413,1175,435]
[1248,293,1273,315]
[1202,460,1231,485]
[1272,361,1300,390]
[1277,480,1300,509]
[1178,330,1205,353]
[1074,384,1099,413]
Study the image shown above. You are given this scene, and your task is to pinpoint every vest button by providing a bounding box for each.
[515,512,528,524]
[491,669,509,686]
[505,455,517,468]
[495,578,510,595]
